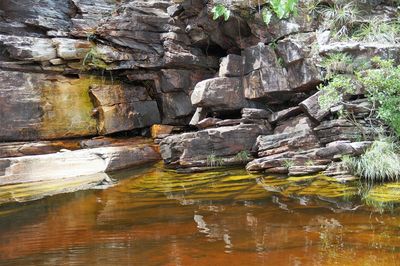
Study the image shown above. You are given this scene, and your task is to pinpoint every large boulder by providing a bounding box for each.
[0,0,74,34]
[287,59,322,91]
[160,123,271,167]
[159,92,194,125]
[241,43,291,100]
[52,38,92,60]
[275,32,316,65]
[254,115,319,157]
[314,119,377,144]
[89,84,161,134]
[160,69,192,93]
[191,77,249,111]
[319,42,400,64]
[267,106,302,124]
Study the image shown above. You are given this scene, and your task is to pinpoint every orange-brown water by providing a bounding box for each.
[1,164,400,265]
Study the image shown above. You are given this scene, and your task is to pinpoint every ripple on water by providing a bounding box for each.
[1,164,400,265]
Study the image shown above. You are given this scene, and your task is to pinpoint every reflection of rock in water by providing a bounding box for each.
[193,213,233,253]
[0,173,111,204]
[194,214,209,234]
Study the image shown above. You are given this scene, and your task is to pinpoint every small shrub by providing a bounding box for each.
[235,150,251,162]
[82,47,108,70]
[318,75,356,110]
[321,53,354,79]
[358,57,400,136]
[304,0,321,22]
[342,139,400,182]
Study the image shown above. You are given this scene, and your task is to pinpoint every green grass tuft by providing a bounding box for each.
[342,138,400,182]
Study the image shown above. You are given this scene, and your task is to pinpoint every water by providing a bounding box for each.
[1,163,400,265]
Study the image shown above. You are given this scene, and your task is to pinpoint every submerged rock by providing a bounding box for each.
[0,173,113,205]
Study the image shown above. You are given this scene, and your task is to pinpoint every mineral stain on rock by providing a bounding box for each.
[39,75,98,139]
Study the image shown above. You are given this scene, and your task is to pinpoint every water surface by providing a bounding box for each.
[1,163,400,265]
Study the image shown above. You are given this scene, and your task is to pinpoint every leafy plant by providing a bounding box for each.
[235,150,251,162]
[318,75,356,110]
[342,138,400,182]
[211,0,299,25]
[358,57,400,136]
[211,4,230,21]
[321,53,353,79]
[261,7,273,25]
[269,0,299,21]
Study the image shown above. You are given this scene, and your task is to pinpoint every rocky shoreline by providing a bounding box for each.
[0,0,399,194]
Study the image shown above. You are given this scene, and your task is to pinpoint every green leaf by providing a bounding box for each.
[223,9,231,21]
[261,7,273,25]
[270,0,286,19]
[285,0,298,14]
[211,4,230,21]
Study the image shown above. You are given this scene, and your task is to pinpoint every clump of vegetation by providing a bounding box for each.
[321,53,354,79]
[211,4,231,21]
[235,150,251,162]
[304,0,321,22]
[319,0,359,37]
[318,56,400,137]
[211,0,299,25]
[318,75,356,110]
[353,19,400,44]
[358,57,400,136]
[282,159,294,169]
[82,47,108,70]
[206,153,224,167]
[342,138,400,182]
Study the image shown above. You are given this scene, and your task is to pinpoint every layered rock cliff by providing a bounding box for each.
[1,0,399,181]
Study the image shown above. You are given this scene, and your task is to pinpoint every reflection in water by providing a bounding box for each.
[1,163,400,265]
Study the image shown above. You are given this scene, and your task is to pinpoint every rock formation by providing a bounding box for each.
[0,0,398,186]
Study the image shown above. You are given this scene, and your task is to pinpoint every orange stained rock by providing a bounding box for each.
[151,124,175,139]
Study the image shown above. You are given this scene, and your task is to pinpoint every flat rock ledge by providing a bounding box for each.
[0,141,160,186]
